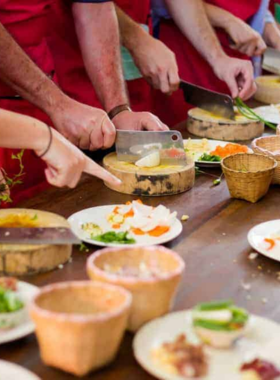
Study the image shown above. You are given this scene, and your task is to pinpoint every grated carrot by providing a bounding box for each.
[124,209,134,218]
[264,238,276,251]
[131,228,145,235]
[112,224,121,229]
[210,143,248,159]
[113,206,120,214]
[148,226,170,237]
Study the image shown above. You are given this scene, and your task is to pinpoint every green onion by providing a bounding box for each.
[195,300,233,311]
[235,97,276,131]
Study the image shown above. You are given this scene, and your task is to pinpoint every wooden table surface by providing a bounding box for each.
[1,121,280,380]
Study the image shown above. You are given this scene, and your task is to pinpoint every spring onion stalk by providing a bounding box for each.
[235,97,276,131]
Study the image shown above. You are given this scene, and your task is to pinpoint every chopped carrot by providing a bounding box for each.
[112,224,121,229]
[126,201,132,206]
[210,143,248,159]
[148,226,170,237]
[264,238,276,251]
[124,209,134,218]
[136,199,143,204]
[132,228,145,235]
[113,206,120,214]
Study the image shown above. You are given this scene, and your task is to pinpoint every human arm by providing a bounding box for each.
[0,109,121,188]
[115,6,179,94]
[263,12,280,50]
[164,0,257,99]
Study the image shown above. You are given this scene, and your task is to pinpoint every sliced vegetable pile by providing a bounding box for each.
[192,300,249,331]
[0,286,24,314]
[94,231,136,245]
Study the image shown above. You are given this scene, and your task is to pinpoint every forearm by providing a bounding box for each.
[73,3,128,111]
[0,109,49,151]
[205,3,237,30]
[165,0,226,66]
[263,21,280,49]
[0,24,67,115]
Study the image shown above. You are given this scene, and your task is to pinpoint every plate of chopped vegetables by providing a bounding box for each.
[184,139,250,167]
[0,278,39,344]
[248,220,280,262]
[68,200,182,248]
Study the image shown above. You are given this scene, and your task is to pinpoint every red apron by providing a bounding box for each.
[49,0,153,112]
[0,0,56,205]
[153,0,262,127]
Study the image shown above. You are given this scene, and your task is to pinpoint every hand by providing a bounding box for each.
[131,33,180,94]
[112,110,169,131]
[35,128,121,189]
[213,56,257,100]
[49,98,116,151]
[263,22,280,51]
[226,17,266,57]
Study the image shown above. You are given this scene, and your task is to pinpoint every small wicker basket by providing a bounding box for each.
[221,153,277,203]
[252,135,280,185]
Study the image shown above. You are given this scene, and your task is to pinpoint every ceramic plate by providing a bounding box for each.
[184,139,251,168]
[68,205,182,248]
[0,360,40,380]
[248,220,280,262]
[133,310,280,380]
[0,281,39,345]
[254,105,280,125]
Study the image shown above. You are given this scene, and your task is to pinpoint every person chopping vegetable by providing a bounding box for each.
[0,0,167,204]
[151,0,260,126]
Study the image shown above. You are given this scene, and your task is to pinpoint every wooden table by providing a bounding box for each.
[1,122,280,380]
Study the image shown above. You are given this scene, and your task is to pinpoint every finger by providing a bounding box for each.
[101,117,116,149]
[141,116,169,131]
[255,40,267,56]
[147,73,161,90]
[68,173,82,189]
[89,128,104,151]
[159,71,171,94]
[238,64,255,100]
[45,167,65,188]
[78,134,91,150]
[168,68,180,93]
[84,157,122,187]
[224,74,239,99]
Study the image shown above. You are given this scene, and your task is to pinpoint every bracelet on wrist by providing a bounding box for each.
[108,104,132,120]
[36,125,53,158]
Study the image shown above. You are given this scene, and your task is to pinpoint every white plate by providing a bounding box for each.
[184,139,251,168]
[133,310,280,380]
[68,205,183,248]
[0,281,39,345]
[0,360,40,380]
[254,105,280,125]
[248,219,280,262]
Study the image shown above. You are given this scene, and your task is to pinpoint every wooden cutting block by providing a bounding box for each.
[0,209,72,276]
[255,75,280,104]
[103,152,195,196]
[187,108,264,141]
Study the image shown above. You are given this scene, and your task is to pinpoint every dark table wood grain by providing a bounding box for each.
[1,120,280,380]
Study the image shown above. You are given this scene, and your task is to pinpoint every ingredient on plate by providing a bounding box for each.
[184,138,210,160]
[152,334,208,378]
[198,153,221,162]
[0,278,25,329]
[263,233,280,251]
[93,231,136,245]
[0,213,39,228]
[135,151,160,168]
[107,200,177,237]
[210,143,248,159]
[192,300,249,348]
[103,262,166,279]
[81,223,103,238]
[241,359,280,380]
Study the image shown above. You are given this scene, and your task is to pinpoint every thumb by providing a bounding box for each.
[225,73,239,99]
[84,157,122,187]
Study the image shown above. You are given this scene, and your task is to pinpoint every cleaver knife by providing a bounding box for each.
[115,130,187,166]
[262,47,280,76]
[180,80,235,120]
[0,227,81,245]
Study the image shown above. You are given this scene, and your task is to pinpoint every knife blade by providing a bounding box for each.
[180,80,235,120]
[262,48,280,76]
[0,227,81,245]
[115,130,187,166]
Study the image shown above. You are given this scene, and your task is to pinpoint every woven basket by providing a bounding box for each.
[221,153,277,203]
[252,135,280,184]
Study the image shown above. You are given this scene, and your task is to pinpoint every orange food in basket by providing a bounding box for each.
[210,144,248,159]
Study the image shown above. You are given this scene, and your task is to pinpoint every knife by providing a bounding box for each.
[0,227,81,245]
[262,48,280,76]
[180,80,235,120]
[115,130,187,166]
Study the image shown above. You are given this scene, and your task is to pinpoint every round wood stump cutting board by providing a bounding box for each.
[0,209,72,276]
[187,107,264,141]
[103,153,195,196]
[255,76,280,104]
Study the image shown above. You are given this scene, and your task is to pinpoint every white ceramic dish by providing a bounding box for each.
[184,139,251,168]
[0,281,39,344]
[248,220,280,262]
[254,105,280,125]
[68,205,182,248]
[133,310,280,380]
[0,360,40,380]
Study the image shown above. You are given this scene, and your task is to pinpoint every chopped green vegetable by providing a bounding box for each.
[198,153,221,162]
[0,286,24,313]
[79,243,89,252]
[195,300,233,311]
[31,214,38,221]
[213,178,221,186]
[93,231,136,245]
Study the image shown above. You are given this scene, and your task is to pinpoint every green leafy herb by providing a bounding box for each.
[235,97,276,131]
[0,286,24,313]
[79,243,89,252]
[93,231,136,245]
[198,153,221,162]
